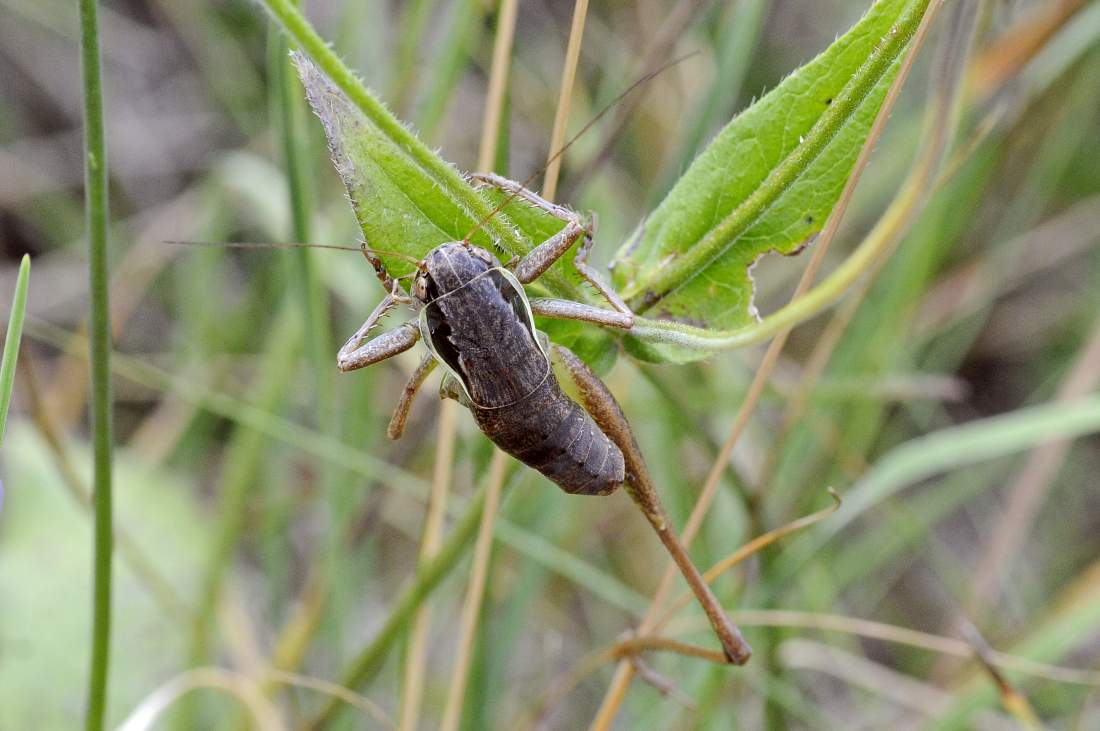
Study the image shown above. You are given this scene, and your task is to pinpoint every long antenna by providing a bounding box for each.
[163,240,422,265]
[461,50,698,243]
[164,240,361,253]
[167,51,698,256]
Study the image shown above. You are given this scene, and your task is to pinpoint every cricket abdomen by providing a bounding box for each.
[473,377,624,496]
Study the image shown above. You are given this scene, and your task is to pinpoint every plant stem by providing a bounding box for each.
[79,0,113,727]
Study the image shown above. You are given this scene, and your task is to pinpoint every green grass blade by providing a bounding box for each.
[776,395,1100,586]
[312,479,494,729]
[78,0,113,727]
[0,255,30,445]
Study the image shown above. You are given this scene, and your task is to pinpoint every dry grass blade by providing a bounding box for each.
[477,0,519,174]
[398,399,457,731]
[562,0,709,199]
[531,606,1100,727]
[439,451,508,731]
[588,4,947,728]
[540,0,589,202]
[968,0,1088,97]
[779,639,1019,728]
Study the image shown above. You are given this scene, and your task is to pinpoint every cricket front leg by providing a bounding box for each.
[552,343,752,666]
[359,242,416,297]
[337,294,421,372]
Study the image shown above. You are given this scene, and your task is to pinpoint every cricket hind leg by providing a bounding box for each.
[552,343,751,665]
[336,293,421,372]
[470,173,633,329]
[469,171,584,284]
[386,353,437,439]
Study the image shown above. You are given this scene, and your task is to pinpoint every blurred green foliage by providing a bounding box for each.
[1,0,1100,729]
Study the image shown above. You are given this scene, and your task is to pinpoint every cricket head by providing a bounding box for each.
[412,241,501,304]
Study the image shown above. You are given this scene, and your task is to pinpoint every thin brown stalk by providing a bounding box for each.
[563,0,709,199]
[477,0,520,174]
[398,398,457,731]
[588,4,945,727]
[611,635,728,664]
[439,450,508,731]
[541,0,589,202]
[431,4,519,727]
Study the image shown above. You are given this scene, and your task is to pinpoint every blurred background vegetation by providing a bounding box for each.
[2,0,1100,729]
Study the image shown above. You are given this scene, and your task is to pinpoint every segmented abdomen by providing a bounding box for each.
[473,378,624,496]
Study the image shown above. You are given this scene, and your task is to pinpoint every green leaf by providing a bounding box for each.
[614,0,929,362]
[292,53,581,299]
[293,52,623,365]
[0,254,30,445]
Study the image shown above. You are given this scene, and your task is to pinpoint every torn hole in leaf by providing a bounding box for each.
[745,234,819,321]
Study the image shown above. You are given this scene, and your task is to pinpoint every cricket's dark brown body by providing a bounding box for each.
[416,242,625,496]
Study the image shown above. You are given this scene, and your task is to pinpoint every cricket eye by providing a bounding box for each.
[414,276,429,301]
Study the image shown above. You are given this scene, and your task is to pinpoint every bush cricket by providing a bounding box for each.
[174,57,753,666]
[336,166,751,663]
